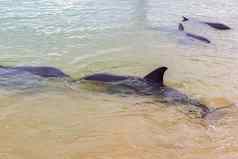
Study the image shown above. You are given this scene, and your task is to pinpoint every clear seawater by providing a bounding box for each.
[0,0,238,158]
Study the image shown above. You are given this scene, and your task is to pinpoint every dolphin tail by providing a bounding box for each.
[144,67,167,86]
[195,103,212,118]
[203,105,232,119]
[182,16,189,22]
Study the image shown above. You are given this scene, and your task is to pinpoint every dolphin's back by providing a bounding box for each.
[82,73,129,82]
[185,33,211,43]
[204,22,231,30]
[182,16,231,30]
[178,23,211,44]
[0,66,69,78]
[16,66,69,78]
[83,67,168,84]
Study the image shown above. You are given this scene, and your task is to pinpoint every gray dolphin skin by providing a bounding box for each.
[185,32,211,44]
[0,65,212,117]
[178,23,211,43]
[0,65,70,78]
[0,65,71,90]
[182,16,231,30]
[82,67,211,117]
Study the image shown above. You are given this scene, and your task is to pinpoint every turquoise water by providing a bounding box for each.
[1,0,238,158]
[1,0,238,70]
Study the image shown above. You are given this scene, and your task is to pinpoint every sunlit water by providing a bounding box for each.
[1,0,238,158]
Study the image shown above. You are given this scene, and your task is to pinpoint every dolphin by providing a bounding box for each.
[182,16,231,30]
[178,23,211,44]
[0,65,71,90]
[81,66,212,117]
[0,65,216,117]
[0,65,70,78]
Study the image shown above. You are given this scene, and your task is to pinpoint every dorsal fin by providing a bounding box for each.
[178,23,184,31]
[182,16,189,22]
[144,67,167,85]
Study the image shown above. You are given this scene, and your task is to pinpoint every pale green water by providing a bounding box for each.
[1,0,238,158]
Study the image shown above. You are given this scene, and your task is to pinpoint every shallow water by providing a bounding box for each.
[1,0,238,158]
